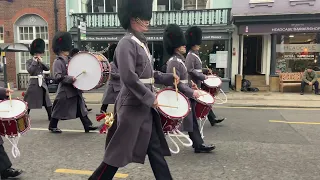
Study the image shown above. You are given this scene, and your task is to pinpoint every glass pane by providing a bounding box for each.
[35,27,40,33]
[0,27,3,33]
[29,27,33,34]
[0,34,3,41]
[36,33,40,38]
[24,34,28,40]
[29,33,34,40]
[19,27,24,34]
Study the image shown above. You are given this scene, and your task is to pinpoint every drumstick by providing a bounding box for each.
[191,80,205,97]
[75,70,86,78]
[173,67,178,101]
[158,104,178,109]
[206,65,213,75]
[7,83,12,107]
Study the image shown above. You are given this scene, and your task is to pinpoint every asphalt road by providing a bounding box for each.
[3,105,320,180]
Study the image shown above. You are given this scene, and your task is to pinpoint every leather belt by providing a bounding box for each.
[29,75,43,87]
[139,78,155,84]
[195,69,202,72]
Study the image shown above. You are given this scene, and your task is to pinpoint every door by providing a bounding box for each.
[242,35,263,75]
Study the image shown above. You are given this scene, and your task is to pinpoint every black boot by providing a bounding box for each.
[1,168,23,179]
[80,116,98,133]
[48,118,62,133]
[207,110,216,126]
[194,144,215,153]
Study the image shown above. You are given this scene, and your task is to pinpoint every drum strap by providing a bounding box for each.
[5,135,21,158]
[168,57,187,71]
[189,52,202,64]
[131,36,152,62]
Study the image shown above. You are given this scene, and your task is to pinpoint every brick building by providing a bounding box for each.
[0,0,66,89]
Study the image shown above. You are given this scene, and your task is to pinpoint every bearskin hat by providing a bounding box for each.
[30,38,45,55]
[52,31,73,55]
[185,26,202,47]
[70,48,80,57]
[163,24,186,55]
[118,0,153,29]
[108,44,117,60]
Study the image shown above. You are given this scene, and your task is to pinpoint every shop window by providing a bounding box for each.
[0,26,4,42]
[275,33,320,73]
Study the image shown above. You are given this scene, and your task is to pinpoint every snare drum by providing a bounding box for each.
[156,88,191,132]
[68,52,110,91]
[194,90,215,119]
[0,99,30,137]
[201,75,222,97]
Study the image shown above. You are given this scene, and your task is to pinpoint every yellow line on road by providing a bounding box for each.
[269,120,320,125]
[30,128,99,133]
[55,169,128,178]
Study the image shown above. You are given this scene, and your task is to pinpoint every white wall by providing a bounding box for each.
[231,26,239,85]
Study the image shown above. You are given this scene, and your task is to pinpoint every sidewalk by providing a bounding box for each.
[10,91,320,108]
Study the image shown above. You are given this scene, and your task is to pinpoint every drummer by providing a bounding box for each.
[48,31,98,133]
[69,48,92,112]
[164,24,215,153]
[0,87,23,179]
[185,26,225,126]
[97,44,119,115]
[24,38,52,121]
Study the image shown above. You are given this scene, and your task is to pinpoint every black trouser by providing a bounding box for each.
[207,109,216,123]
[188,100,204,148]
[89,121,172,180]
[49,99,93,129]
[28,88,52,120]
[0,145,12,174]
[100,104,108,113]
[301,81,319,93]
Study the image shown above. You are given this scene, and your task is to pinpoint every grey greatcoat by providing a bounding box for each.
[166,53,195,132]
[24,58,52,109]
[185,50,209,88]
[51,56,88,120]
[103,32,174,168]
[0,88,7,146]
[102,62,120,105]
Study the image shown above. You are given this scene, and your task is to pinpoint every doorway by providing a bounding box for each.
[242,35,263,75]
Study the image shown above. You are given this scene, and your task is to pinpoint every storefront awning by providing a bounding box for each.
[0,43,29,52]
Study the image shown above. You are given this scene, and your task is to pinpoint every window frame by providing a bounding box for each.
[0,26,4,43]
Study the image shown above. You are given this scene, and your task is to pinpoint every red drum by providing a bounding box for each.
[0,99,30,137]
[194,90,215,119]
[156,88,190,132]
[68,52,110,91]
[201,75,222,97]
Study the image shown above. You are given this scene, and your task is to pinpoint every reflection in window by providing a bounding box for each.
[83,0,117,13]
[276,33,320,73]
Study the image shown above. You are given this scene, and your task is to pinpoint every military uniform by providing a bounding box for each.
[185,26,225,126]
[23,38,52,121]
[89,0,175,179]
[0,88,23,179]
[48,32,98,133]
[164,24,215,153]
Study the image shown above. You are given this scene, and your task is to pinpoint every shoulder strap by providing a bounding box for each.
[131,36,152,62]
[189,52,202,64]
[168,56,187,70]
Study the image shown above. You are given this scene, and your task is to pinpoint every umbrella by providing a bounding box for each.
[0,43,29,52]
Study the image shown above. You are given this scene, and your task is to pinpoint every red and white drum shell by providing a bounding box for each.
[201,75,222,97]
[156,88,191,133]
[194,90,215,119]
[67,52,110,91]
[0,99,30,137]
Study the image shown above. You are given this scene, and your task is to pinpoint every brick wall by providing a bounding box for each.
[0,0,66,88]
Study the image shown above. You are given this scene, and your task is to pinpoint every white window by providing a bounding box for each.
[17,26,50,72]
[0,26,4,43]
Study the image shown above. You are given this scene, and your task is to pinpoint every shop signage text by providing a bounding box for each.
[276,44,320,53]
[239,23,320,34]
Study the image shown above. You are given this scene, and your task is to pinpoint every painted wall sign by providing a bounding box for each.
[239,23,320,34]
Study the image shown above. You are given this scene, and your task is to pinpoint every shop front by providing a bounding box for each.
[233,21,320,91]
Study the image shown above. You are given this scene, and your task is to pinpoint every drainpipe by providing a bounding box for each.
[54,0,59,32]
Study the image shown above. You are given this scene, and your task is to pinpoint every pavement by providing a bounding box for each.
[10,90,320,108]
[3,105,320,180]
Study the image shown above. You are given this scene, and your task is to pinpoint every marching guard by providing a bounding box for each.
[98,44,120,115]
[164,24,215,153]
[185,26,225,126]
[89,0,179,179]
[0,88,23,179]
[48,32,98,133]
[24,38,52,121]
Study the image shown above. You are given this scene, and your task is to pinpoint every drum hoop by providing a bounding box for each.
[203,75,222,88]
[0,99,28,121]
[68,52,107,91]
[194,90,215,105]
[156,88,191,119]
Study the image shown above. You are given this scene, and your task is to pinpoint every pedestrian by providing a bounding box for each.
[300,65,320,95]
[97,44,119,115]
[48,31,98,133]
[185,26,225,126]
[23,38,52,121]
[0,87,23,179]
[69,48,92,112]
[89,0,179,178]
[164,24,215,153]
